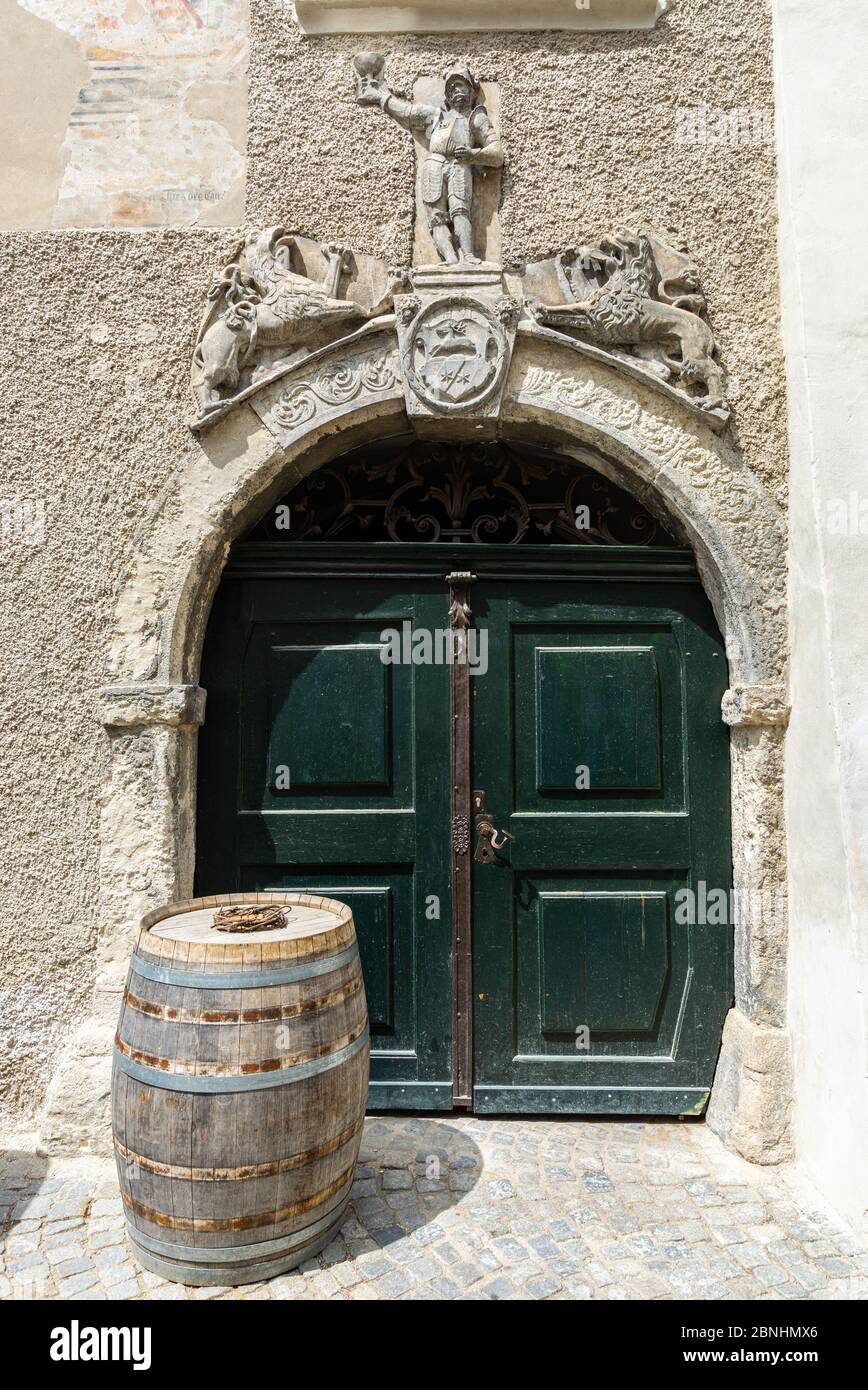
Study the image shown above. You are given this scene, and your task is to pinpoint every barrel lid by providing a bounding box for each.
[142,893,351,945]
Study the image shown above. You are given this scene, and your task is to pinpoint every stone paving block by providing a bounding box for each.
[817,1256,855,1276]
[430,1275,461,1298]
[582,1172,613,1193]
[5,1234,40,1257]
[49,1200,91,1222]
[9,1251,49,1274]
[55,1256,97,1279]
[770,1281,809,1299]
[109,1279,142,1300]
[372,1224,404,1248]
[57,1271,100,1297]
[478,1274,517,1299]
[382,1171,412,1191]
[343,1231,378,1257]
[584,1259,613,1286]
[309,1271,340,1297]
[730,1241,767,1268]
[100,1262,139,1289]
[384,1191,416,1210]
[13,1196,54,1220]
[753,1262,790,1287]
[7,1218,40,1236]
[42,1219,84,1240]
[94,1244,130,1268]
[90,1199,123,1217]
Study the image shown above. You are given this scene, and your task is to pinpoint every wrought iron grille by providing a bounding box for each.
[245,439,675,546]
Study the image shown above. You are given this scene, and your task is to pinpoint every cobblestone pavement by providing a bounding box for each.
[1,1116,865,1302]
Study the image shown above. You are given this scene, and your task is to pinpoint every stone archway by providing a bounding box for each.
[41,325,791,1165]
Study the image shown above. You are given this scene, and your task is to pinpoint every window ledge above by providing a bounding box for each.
[296,0,668,36]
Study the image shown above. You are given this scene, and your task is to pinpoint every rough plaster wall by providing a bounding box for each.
[0,0,788,1126]
[248,0,787,507]
[0,230,238,1126]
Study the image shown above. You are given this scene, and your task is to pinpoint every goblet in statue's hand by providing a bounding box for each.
[356,82,386,106]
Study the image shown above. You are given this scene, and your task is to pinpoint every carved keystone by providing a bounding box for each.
[395,265,520,438]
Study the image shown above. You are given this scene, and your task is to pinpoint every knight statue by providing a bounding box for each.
[354,57,504,266]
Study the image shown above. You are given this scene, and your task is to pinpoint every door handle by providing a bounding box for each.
[472,790,513,864]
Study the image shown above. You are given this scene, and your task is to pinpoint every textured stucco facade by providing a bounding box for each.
[0,1,794,1167]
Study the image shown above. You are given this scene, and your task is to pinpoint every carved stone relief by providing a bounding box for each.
[526,228,729,420]
[190,227,406,428]
[189,59,732,435]
[354,55,504,267]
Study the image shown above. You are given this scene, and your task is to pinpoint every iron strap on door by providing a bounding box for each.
[446,571,475,1108]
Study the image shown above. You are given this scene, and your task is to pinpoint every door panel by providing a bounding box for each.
[197,575,454,1110]
[264,641,391,791]
[536,889,669,1036]
[472,579,731,1115]
[196,544,732,1118]
[534,645,662,791]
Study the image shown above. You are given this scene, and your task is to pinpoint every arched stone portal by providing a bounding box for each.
[41,324,791,1165]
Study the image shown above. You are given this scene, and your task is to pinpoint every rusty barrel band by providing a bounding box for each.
[123,1173,353,1251]
[113,1024,369,1092]
[122,971,362,1026]
[122,1165,352,1234]
[125,1190,351,1266]
[113,1113,364,1182]
[125,1195,352,1284]
[127,941,359,990]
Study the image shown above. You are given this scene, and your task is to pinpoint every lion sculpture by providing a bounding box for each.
[532,228,726,412]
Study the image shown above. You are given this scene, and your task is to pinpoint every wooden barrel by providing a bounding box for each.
[111,892,369,1286]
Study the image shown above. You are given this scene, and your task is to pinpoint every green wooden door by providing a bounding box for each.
[197,544,732,1116]
[197,571,455,1109]
[471,572,732,1115]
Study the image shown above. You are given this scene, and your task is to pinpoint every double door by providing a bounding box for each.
[197,544,732,1114]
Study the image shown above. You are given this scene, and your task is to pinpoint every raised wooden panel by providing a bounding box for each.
[538,890,670,1037]
[267,642,390,792]
[534,645,661,791]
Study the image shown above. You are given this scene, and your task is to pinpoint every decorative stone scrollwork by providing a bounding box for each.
[395,294,422,325]
[270,349,400,431]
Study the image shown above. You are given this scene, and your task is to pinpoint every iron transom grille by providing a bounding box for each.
[246,439,675,547]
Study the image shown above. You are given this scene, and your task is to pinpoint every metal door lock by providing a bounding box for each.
[472,789,513,864]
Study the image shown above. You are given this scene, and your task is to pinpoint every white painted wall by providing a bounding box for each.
[776,0,868,1231]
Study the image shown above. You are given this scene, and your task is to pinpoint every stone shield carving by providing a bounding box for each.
[405,296,510,414]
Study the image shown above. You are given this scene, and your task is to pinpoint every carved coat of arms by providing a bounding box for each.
[408,299,508,413]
